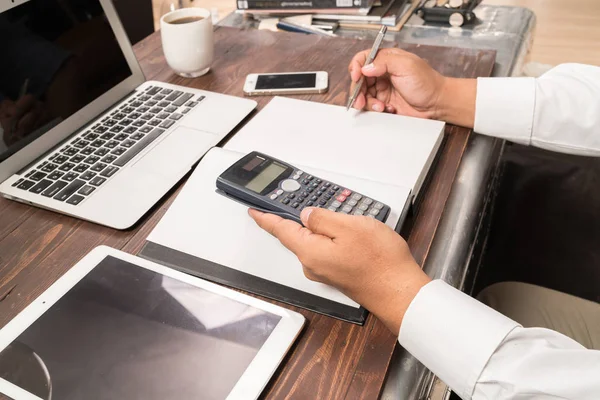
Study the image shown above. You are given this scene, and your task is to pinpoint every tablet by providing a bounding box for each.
[0,246,305,400]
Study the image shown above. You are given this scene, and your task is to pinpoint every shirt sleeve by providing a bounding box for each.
[398,280,600,400]
[474,63,600,157]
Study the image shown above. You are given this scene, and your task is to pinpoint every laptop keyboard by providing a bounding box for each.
[11,85,204,206]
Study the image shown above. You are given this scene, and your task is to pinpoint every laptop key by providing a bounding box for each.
[41,180,68,197]
[139,126,152,134]
[121,140,136,148]
[94,126,109,133]
[54,180,85,202]
[78,185,96,196]
[139,95,151,102]
[113,113,125,120]
[131,101,143,107]
[114,133,128,141]
[158,101,170,107]
[41,163,58,173]
[110,125,124,133]
[91,140,106,148]
[85,132,99,141]
[157,112,169,120]
[147,86,160,95]
[141,113,153,121]
[166,91,183,101]
[73,164,89,173]
[105,140,119,149]
[80,171,96,180]
[186,101,199,108]
[80,147,95,156]
[182,108,191,114]
[72,140,89,149]
[173,93,193,107]
[53,155,69,164]
[48,171,64,180]
[84,155,100,165]
[169,113,183,121]
[11,179,24,187]
[94,148,110,156]
[104,119,117,127]
[91,162,107,172]
[70,155,86,164]
[149,107,162,114]
[153,94,166,101]
[90,176,107,186]
[160,119,175,129]
[66,195,85,205]
[17,180,36,190]
[160,88,173,95]
[124,127,137,134]
[145,100,158,107]
[111,147,127,156]
[138,106,150,113]
[148,119,161,126]
[132,120,145,127]
[29,179,53,194]
[30,171,47,181]
[165,106,177,113]
[101,155,117,163]
[120,119,133,126]
[63,172,78,182]
[122,107,135,114]
[114,128,164,167]
[100,165,119,178]
[63,147,78,156]
[129,112,141,120]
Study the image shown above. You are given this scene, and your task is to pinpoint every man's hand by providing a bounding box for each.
[348,48,477,128]
[0,96,45,146]
[249,207,431,335]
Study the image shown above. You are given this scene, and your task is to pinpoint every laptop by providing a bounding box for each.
[0,246,305,400]
[0,0,257,229]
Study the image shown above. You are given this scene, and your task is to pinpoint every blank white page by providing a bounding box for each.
[224,97,445,196]
[147,148,412,308]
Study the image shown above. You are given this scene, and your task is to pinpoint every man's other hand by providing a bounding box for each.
[249,207,431,335]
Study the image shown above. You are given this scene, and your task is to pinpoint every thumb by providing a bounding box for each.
[300,207,355,239]
[361,49,414,78]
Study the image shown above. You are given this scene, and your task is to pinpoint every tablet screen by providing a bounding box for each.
[0,256,282,400]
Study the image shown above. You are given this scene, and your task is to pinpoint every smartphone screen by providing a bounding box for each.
[255,73,317,90]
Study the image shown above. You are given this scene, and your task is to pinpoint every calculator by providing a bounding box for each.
[216,152,390,224]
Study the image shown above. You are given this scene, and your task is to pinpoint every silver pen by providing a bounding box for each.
[346,26,387,111]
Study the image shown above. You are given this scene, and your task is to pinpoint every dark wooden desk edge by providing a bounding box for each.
[0,26,496,400]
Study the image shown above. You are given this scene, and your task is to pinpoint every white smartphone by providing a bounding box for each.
[244,71,329,96]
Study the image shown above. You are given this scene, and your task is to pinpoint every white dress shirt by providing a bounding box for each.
[399,64,600,400]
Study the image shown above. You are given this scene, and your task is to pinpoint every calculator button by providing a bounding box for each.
[298,197,306,202]
[307,175,313,181]
[318,199,327,206]
[348,200,358,207]
[331,201,342,209]
[327,206,337,211]
[328,190,336,196]
[296,171,304,175]
[281,179,301,192]
[340,209,349,214]
[288,194,295,199]
[324,195,332,200]
[361,198,373,206]
[367,214,376,218]
[316,191,324,197]
[276,189,284,195]
[336,195,347,203]
[293,173,301,180]
[306,187,315,193]
[306,201,314,206]
[369,208,380,216]
[323,182,331,188]
[291,202,299,208]
[341,189,352,197]
[353,210,365,216]
[374,202,384,210]
[302,179,310,185]
[332,185,340,191]
[270,194,278,200]
[351,193,362,201]
[342,205,353,213]
[310,195,318,201]
[282,198,290,205]
[358,204,369,211]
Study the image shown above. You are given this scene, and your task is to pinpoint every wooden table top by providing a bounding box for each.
[0,26,495,399]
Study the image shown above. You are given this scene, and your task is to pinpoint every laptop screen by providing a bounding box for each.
[0,0,133,163]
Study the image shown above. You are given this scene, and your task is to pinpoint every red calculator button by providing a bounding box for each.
[341,189,352,197]
[336,195,347,202]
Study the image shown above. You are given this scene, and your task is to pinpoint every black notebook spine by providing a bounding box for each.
[237,0,371,9]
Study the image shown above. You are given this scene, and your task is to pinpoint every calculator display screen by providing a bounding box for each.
[245,162,286,193]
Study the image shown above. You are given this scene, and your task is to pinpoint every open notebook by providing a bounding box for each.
[140,97,445,324]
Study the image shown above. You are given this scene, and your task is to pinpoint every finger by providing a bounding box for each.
[366,96,386,113]
[348,50,370,83]
[14,95,36,120]
[353,92,366,110]
[385,104,397,114]
[300,207,357,239]
[248,209,328,255]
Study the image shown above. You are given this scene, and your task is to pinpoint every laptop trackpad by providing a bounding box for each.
[133,127,217,178]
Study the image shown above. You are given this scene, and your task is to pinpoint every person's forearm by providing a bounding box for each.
[436,78,477,129]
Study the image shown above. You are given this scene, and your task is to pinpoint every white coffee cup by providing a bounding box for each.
[160,8,214,78]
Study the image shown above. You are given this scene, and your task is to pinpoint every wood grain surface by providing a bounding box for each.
[0,27,495,399]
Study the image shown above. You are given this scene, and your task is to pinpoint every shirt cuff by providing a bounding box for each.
[474,77,536,145]
[398,280,519,399]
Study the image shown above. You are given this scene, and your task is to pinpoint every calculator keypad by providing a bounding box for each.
[268,170,388,220]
